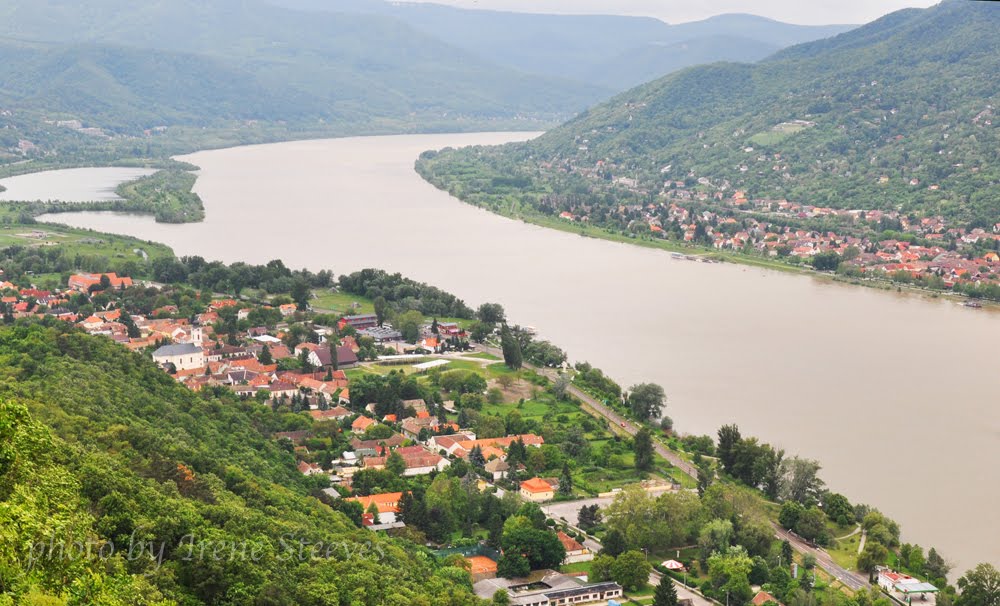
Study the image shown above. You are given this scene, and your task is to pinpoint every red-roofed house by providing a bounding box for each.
[520,477,554,502]
[345,492,403,524]
[68,272,133,292]
[352,416,377,433]
[557,531,592,564]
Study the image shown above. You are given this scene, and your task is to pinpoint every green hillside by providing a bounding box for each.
[0,0,606,134]
[0,322,482,605]
[417,1,1000,228]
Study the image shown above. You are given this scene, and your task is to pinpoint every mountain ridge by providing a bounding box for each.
[417,1,1000,228]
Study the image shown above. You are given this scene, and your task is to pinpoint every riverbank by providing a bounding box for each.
[415,160,1000,310]
[18,132,1000,572]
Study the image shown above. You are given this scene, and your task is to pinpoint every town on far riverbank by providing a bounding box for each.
[417,150,1000,305]
[0,227,987,606]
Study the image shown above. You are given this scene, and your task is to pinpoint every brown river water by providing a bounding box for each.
[36,132,1000,574]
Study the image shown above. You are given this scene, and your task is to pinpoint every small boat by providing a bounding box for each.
[963,301,983,309]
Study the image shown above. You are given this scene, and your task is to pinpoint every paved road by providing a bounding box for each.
[481,345,698,479]
[541,498,715,605]
[773,524,869,591]
[482,345,870,596]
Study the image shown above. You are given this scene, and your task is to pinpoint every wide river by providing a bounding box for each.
[39,132,999,573]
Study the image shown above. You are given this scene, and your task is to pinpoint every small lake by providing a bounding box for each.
[0,167,156,202]
[36,132,1000,573]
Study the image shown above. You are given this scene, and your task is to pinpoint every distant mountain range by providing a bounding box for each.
[0,0,854,139]
[272,1,855,90]
[416,1,1000,228]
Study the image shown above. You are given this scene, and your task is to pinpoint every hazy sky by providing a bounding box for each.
[406,0,940,25]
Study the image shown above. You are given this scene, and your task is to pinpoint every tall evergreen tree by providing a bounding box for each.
[259,344,273,365]
[652,576,679,606]
[633,427,654,471]
[500,323,523,370]
[558,462,573,495]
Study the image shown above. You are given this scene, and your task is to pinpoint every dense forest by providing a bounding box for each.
[0,321,484,605]
[418,1,1000,228]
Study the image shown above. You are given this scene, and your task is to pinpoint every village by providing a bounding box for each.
[547,156,1000,293]
[0,269,686,604]
[0,267,946,606]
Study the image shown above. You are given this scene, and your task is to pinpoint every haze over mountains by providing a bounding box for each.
[273,1,854,89]
[419,1,1000,227]
[0,0,853,137]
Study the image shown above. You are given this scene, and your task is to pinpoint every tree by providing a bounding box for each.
[497,552,530,579]
[386,450,406,476]
[291,278,311,310]
[259,344,273,365]
[696,458,714,497]
[926,547,951,582]
[956,563,1000,606]
[779,501,804,530]
[653,576,679,606]
[491,589,511,605]
[706,546,754,605]
[506,438,527,467]
[477,302,505,325]
[628,383,666,420]
[794,507,828,544]
[822,492,855,526]
[779,457,825,505]
[781,540,793,567]
[373,296,387,326]
[500,527,565,570]
[298,349,314,373]
[811,251,841,271]
[699,519,735,562]
[590,554,615,582]
[633,427,654,471]
[578,504,601,531]
[499,323,522,370]
[469,445,487,468]
[551,373,571,400]
[857,541,889,573]
[366,501,381,525]
[120,311,141,338]
[470,321,491,342]
[601,529,627,557]
[558,462,573,495]
[717,424,741,473]
[397,310,423,343]
[612,551,652,591]
[430,317,439,334]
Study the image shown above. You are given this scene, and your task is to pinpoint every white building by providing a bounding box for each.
[152,343,205,371]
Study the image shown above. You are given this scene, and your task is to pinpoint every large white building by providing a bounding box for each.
[152,343,205,371]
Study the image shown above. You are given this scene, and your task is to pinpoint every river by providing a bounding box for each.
[36,132,999,574]
[0,167,156,202]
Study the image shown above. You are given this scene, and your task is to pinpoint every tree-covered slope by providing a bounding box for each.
[0,0,606,133]
[0,322,482,606]
[418,1,1000,227]
[0,40,326,131]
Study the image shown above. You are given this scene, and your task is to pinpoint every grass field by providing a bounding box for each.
[311,290,374,316]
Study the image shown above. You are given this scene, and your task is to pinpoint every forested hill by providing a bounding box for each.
[0,0,605,135]
[418,1,1000,228]
[0,322,482,605]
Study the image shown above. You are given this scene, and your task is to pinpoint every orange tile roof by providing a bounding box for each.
[520,477,552,493]
[345,491,403,513]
